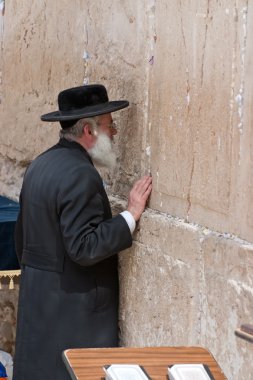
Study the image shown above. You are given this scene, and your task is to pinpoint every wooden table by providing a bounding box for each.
[62,346,227,380]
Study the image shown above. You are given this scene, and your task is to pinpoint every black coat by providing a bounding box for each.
[13,139,132,380]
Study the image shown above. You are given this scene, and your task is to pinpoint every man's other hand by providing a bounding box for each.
[127,175,152,221]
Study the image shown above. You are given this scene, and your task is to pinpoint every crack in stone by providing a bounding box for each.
[200,0,210,87]
[179,0,191,117]
[186,153,195,218]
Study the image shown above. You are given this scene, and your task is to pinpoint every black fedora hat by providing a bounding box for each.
[41,84,129,128]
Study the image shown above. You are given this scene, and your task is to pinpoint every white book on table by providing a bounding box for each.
[168,364,214,380]
[103,364,151,380]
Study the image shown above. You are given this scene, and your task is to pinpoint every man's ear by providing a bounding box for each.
[83,123,93,136]
[83,123,98,137]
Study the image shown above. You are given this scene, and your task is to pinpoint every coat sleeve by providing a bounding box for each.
[57,166,132,266]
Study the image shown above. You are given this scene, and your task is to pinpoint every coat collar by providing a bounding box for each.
[58,138,94,165]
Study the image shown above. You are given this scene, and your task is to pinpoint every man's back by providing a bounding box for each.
[13,139,132,380]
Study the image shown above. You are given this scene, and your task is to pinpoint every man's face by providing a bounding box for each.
[88,113,117,170]
[96,113,117,141]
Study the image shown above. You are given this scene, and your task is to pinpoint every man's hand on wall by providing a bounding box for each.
[127,175,152,221]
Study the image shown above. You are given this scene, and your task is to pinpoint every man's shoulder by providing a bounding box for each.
[26,141,97,185]
[23,142,102,195]
[33,141,91,167]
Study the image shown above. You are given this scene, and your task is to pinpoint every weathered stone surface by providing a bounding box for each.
[200,234,253,378]
[0,156,26,200]
[119,210,253,379]
[119,214,201,347]
[0,0,148,196]
[148,0,253,242]
[0,283,19,356]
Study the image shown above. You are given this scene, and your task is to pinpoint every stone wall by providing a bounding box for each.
[118,210,253,379]
[1,1,253,379]
[0,281,19,357]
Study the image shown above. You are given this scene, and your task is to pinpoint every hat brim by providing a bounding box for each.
[41,100,129,122]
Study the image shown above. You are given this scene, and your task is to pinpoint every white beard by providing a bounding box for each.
[88,133,117,171]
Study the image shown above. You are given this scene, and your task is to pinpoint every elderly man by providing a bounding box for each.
[13,84,152,380]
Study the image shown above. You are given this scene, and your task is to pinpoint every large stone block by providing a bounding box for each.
[119,209,253,379]
[147,0,253,242]
[200,234,253,378]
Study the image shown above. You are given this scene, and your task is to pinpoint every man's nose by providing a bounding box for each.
[111,127,117,136]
